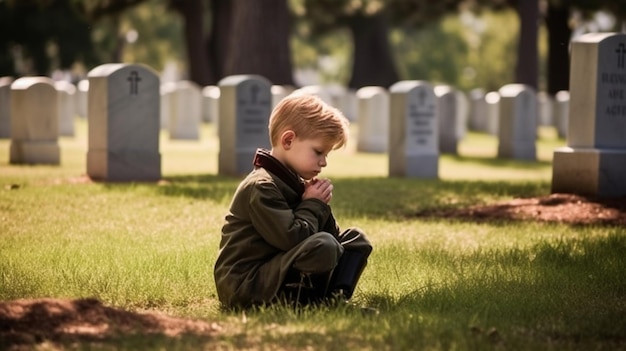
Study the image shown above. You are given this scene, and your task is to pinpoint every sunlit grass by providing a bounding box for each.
[1,119,622,350]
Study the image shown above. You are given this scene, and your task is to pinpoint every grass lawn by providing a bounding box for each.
[1,119,625,350]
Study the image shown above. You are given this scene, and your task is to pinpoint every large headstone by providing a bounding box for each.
[356,86,389,153]
[497,84,537,160]
[54,81,76,137]
[552,32,626,197]
[86,63,161,181]
[0,76,13,138]
[389,80,439,178]
[218,75,272,176]
[166,80,202,140]
[9,77,60,164]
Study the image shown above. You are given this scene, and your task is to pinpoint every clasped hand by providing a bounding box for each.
[303,178,333,204]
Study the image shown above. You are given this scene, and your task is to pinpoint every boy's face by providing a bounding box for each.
[285,136,333,180]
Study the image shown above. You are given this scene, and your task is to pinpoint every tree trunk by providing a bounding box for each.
[170,0,211,86]
[545,3,571,96]
[514,0,539,90]
[224,0,294,85]
[347,12,399,89]
[207,0,233,84]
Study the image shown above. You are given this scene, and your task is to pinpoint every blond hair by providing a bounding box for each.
[268,93,349,149]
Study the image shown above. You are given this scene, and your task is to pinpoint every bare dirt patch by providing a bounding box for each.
[0,298,221,349]
[415,193,626,226]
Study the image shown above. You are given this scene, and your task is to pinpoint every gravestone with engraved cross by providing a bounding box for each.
[388,80,439,178]
[552,32,626,197]
[218,75,272,176]
[9,77,60,164]
[86,63,161,181]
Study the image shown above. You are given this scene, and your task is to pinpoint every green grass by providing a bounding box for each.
[2,120,625,350]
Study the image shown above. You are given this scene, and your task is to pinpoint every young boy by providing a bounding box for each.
[214,93,372,309]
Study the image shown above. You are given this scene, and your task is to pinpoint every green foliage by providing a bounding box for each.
[391,9,519,91]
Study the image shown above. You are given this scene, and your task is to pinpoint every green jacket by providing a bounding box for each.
[214,152,338,308]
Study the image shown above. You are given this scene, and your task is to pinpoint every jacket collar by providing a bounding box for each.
[253,148,305,196]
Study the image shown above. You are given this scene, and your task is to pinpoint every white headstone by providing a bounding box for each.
[293,85,334,106]
[54,81,76,137]
[485,91,500,135]
[86,63,161,181]
[9,77,60,164]
[356,86,389,153]
[552,32,626,197]
[435,85,463,154]
[0,76,13,138]
[271,85,290,108]
[537,91,554,126]
[468,88,488,132]
[202,85,220,123]
[76,79,89,119]
[497,84,537,160]
[160,82,176,129]
[389,80,439,178]
[456,89,469,138]
[553,90,569,139]
[166,80,201,140]
[218,75,272,176]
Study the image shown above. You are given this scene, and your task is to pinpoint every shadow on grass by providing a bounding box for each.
[108,174,551,221]
[364,233,626,346]
[445,154,553,168]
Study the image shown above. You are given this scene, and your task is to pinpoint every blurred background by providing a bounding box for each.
[1,0,624,96]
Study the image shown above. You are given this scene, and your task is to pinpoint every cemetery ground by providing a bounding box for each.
[1,119,625,351]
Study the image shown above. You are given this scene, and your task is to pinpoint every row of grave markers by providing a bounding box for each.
[2,32,625,197]
[0,75,570,143]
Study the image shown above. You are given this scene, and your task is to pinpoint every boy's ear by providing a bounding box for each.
[281,130,296,149]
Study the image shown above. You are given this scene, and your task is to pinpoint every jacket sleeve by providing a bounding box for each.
[248,180,332,251]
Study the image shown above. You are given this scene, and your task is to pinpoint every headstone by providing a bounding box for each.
[54,81,76,136]
[456,89,469,138]
[468,88,488,132]
[435,85,464,154]
[218,75,272,176]
[86,63,161,181]
[537,91,554,126]
[293,85,333,106]
[160,82,176,129]
[553,90,569,138]
[356,86,389,153]
[497,84,537,160]
[389,80,439,178]
[76,79,89,119]
[0,76,13,138]
[167,80,202,140]
[485,91,500,135]
[327,84,357,121]
[9,77,60,164]
[202,85,220,123]
[552,32,626,197]
[271,85,290,108]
